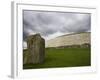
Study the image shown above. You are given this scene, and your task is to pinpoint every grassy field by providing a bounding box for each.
[23,47,91,69]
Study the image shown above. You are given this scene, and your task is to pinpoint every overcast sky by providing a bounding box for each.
[23,10,91,48]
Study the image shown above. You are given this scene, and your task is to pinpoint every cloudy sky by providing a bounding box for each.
[23,10,91,48]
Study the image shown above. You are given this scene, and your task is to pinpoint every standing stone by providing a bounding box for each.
[25,33,45,64]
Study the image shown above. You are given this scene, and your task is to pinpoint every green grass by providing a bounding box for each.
[23,47,91,69]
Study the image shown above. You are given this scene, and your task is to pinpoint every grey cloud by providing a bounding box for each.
[23,10,91,41]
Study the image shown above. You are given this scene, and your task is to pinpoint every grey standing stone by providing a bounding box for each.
[24,34,45,64]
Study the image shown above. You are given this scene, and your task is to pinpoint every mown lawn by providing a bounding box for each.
[23,47,91,69]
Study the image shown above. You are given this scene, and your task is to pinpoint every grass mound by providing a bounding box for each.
[23,47,91,69]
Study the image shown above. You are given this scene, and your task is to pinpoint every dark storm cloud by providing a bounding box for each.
[23,10,91,41]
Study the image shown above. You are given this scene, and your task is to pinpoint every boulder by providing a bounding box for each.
[24,33,45,64]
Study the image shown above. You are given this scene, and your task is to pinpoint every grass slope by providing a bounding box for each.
[23,47,91,69]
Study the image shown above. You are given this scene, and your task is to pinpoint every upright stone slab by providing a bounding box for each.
[26,34,45,64]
